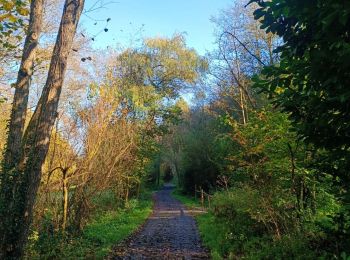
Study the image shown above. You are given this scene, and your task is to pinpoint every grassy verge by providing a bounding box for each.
[171,188,201,209]
[172,189,321,259]
[28,191,153,259]
[82,198,153,258]
[196,213,228,260]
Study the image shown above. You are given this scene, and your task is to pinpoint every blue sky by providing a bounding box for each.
[81,0,233,55]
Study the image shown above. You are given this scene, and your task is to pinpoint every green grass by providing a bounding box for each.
[172,190,322,260]
[171,188,202,209]
[28,191,153,259]
[196,213,229,260]
[82,198,153,258]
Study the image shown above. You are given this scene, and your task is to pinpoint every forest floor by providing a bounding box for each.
[108,184,209,259]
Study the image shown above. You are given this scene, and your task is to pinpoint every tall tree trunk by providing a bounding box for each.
[3,0,44,168]
[0,0,85,257]
[0,0,44,256]
[62,168,69,232]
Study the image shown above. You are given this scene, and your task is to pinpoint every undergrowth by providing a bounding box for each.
[173,189,329,259]
[26,191,153,259]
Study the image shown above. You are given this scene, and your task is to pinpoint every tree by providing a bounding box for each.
[3,0,43,169]
[250,0,350,151]
[143,34,207,98]
[33,36,205,233]
[0,101,10,160]
[0,0,28,50]
[0,0,85,257]
[104,36,206,188]
[160,98,189,186]
[250,0,350,252]
[209,0,280,125]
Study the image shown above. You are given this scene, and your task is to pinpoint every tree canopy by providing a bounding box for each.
[250,0,350,150]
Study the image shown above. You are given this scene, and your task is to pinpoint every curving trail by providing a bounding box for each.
[108,185,209,259]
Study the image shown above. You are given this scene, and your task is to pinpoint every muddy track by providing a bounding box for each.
[108,185,209,259]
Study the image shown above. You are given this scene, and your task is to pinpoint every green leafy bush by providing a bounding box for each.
[188,108,341,258]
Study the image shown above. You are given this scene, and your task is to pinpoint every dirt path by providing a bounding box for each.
[108,185,209,259]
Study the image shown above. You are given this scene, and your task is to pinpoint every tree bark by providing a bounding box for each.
[62,169,69,231]
[0,0,44,256]
[0,0,85,257]
[3,0,44,168]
